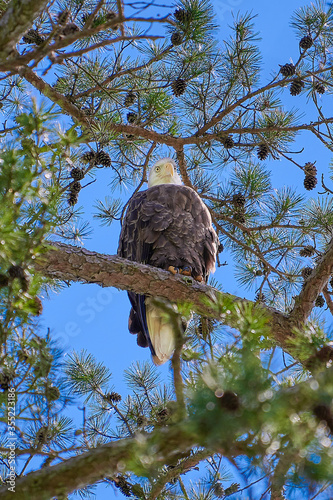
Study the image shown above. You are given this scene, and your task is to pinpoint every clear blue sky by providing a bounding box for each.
[41,0,331,498]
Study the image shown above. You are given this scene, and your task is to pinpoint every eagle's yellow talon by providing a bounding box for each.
[195,275,203,282]
[181,267,192,276]
[168,266,180,275]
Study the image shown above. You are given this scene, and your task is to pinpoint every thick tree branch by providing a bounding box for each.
[290,238,333,325]
[35,242,333,364]
[0,426,197,500]
[0,0,48,60]
[36,242,234,315]
[16,67,333,151]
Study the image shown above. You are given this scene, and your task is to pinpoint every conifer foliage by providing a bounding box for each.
[1,0,333,499]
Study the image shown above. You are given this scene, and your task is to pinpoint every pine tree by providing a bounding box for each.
[1,1,333,499]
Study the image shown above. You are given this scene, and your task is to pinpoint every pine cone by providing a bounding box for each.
[70,167,85,181]
[224,483,240,495]
[68,192,78,206]
[124,91,136,107]
[8,265,29,292]
[171,78,186,97]
[82,106,94,116]
[106,11,117,20]
[174,8,191,23]
[314,82,326,94]
[290,77,304,96]
[313,404,333,433]
[33,296,43,316]
[61,23,79,36]
[221,135,234,149]
[213,483,225,498]
[255,292,266,303]
[17,349,29,363]
[157,408,169,421]
[57,9,70,25]
[280,63,296,77]
[69,181,81,194]
[304,175,317,190]
[303,162,317,176]
[171,32,183,45]
[299,35,313,50]
[127,112,137,124]
[218,390,240,411]
[115,476,131,497]
[81,151,96,163]
[46,385,61,401]
[299,246,315,257]
[22,29,44,45]
[36,426,50,444]
[232,193,245,207]
[106,391,122,403]
[301,266,312,279]
[0,273,9,287]
[136,415,146,426]
[106,11,119,29]
[0,372,12,391]
[8,265,25,280]
[315,295,325,308]
[96,150,111,167]
[257,143,269,160]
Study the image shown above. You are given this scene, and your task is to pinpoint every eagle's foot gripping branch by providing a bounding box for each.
[167,265,203,282]
[167,265,181,275]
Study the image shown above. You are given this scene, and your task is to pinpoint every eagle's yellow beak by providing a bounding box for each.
[165,162,174,177]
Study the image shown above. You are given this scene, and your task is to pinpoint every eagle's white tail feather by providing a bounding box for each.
[146,301,175,365]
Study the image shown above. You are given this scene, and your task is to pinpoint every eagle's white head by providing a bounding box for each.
[148,158,182,188]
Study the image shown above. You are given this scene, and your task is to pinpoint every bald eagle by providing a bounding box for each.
[118,158,218,365]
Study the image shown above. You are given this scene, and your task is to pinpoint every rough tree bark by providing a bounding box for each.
[35,241,333,366]
[0,0,49,60]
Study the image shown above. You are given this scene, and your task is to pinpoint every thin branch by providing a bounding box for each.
[195,65,333,136]
[73,45,173,99]
[148,449,210,499]
[322,285,333,317]
[51,34,164,63]
[176,148,194,188]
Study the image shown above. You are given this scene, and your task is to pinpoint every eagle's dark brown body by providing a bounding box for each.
[118,184,218,360]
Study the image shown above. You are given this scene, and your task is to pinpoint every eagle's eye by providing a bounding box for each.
[155,166,160,172]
